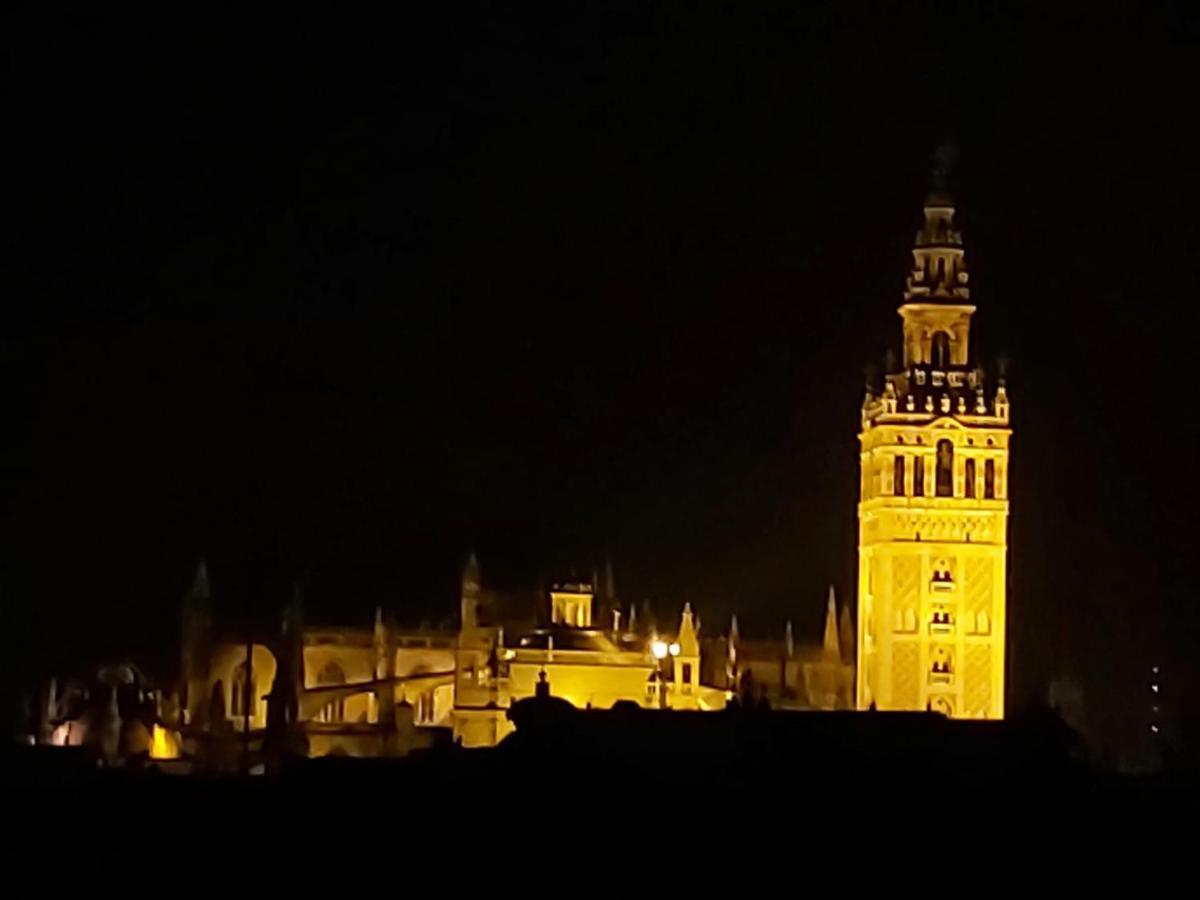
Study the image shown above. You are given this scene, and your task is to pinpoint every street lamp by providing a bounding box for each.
[650,639,680,708]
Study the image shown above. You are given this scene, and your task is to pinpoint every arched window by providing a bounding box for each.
[913,456,925,496]
[931,647,952,674]
[936,440,953,496]
[316,661,346,723]
[965,458,976,498]
[931,332,951,368]
[893,455,906,496]
[984,459,995,499]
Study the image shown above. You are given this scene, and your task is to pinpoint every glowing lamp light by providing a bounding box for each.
[150,724,180,760]
[650,640,669,660]
[669,642,681,657]
[1152,684,1159,693]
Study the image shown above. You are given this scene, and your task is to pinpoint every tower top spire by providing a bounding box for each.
[187,558,210,604]
[822,586,840,661]
[462,551,480,595]
[928,141,958,204]
[676,602,700,657]
[904,146,970,304]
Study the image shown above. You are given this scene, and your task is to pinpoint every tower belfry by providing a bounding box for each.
[856,154,1011,719]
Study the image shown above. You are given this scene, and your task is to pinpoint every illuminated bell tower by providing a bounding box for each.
[856,153,1011,719]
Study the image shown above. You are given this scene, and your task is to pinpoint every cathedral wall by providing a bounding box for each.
[508,660,655,710]
[395,646,456,679]
[209,642,277,730]
[304,645,373,689]
[453,708,514,748]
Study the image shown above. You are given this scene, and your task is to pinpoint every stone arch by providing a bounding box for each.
[936,439,953,496]
[931,331,951,368]
[216,643,277,726]
[230,662,249,718]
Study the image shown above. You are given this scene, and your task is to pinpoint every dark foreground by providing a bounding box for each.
[4,705,1192,872]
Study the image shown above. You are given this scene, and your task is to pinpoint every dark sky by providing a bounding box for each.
[6,4,1199,754]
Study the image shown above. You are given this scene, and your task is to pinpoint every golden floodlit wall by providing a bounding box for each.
[856,183,1010,719]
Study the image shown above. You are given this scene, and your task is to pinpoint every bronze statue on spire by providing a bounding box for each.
[930,141,958,195]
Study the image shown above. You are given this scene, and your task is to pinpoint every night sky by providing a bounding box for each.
[6,4,1199,756]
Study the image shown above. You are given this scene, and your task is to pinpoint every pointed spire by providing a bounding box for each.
[462,552,481,630]
[604,558,616,605]
[839,603,854,665]
[677,603,700,657]
[373,606,395,683]
[904,144,970,303]
[282,579,304,637]
[462,551,481,597]
[187,558,210,605]
[785,620,794,659]
[822,586,840,661]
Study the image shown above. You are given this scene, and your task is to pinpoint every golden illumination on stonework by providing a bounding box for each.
[856,175,1010,719]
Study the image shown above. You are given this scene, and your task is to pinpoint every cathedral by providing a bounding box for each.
[25,160,1009,767]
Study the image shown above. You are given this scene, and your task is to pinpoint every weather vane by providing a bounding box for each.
[931,141,958,191]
